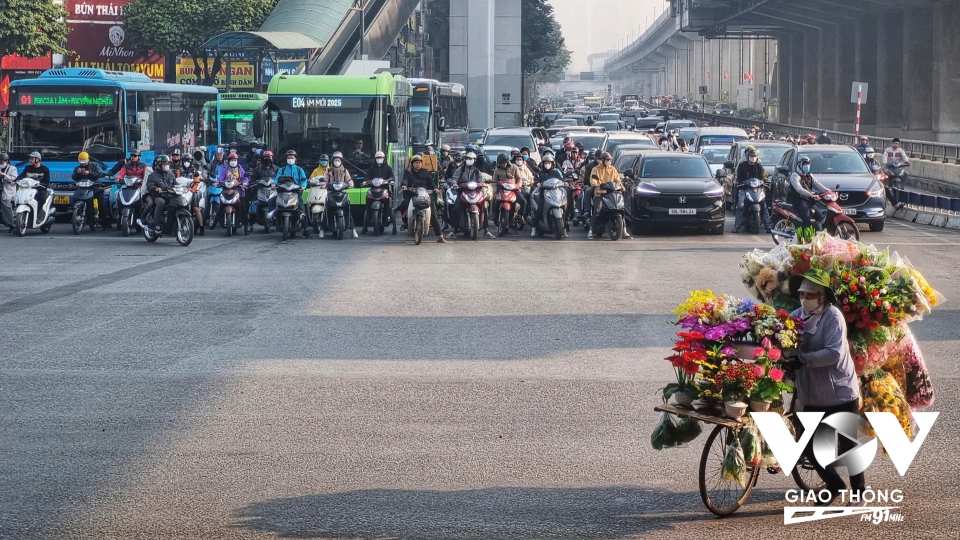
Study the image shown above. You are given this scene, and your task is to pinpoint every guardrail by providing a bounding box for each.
[662,108,960,165]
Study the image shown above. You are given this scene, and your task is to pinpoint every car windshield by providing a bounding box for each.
[483,133,535,149]
[599,114,620,121]
[553,119,577,126]
[742,145,789,165]
[634,119,660,130]
[700,147,731,164]
[567,134,606,149]
[606,137,653,154]
[699,135,742,146]
[641,157,712,178]
[803,151,871,174]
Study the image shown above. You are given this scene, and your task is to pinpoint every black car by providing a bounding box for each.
[771,145,886,231]
[717,140,792,207]
[633,117,662,132]
[622,153,725,235]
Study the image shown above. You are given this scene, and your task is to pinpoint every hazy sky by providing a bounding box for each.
[550,0,671,72]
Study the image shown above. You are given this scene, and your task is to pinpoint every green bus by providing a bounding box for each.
[202,92,267,157]
[262,71,411,204]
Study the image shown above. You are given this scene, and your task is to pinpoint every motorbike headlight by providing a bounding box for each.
[372,178,384,187]
[466,181,478,190]
[747,178,762,188]
[173,186,187,195]
[78,180,93,187]
[635,184,660,196]
[17,180,30,188]
[502,183,516,190]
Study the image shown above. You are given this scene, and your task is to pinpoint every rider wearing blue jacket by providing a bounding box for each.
[274,150,308,187]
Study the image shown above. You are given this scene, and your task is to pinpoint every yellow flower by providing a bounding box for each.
[785,319,795,330]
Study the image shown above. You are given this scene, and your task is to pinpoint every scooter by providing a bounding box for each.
[456,178,487,241]
[770,188,860,245]
[272,176,303,241]
[365,177,394,236]
[306,176,327,236]
[324,180,351,240]
[250,177,276,233]
[115,175,143,237]
[737,177,769,234]
[443,180,459,228]
[70,178,103,234]
[407,187,433,245]
[220,176,244,236]
[592,181,626,241]
[142,177,195,246]
[206,177,222,230]
[13,178,55,236]
[493,178,521,237]
[529,177,568,240]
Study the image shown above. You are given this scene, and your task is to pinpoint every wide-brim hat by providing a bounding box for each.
[789,268,835,302]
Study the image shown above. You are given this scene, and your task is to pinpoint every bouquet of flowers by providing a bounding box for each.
[750,304,804,351]
[713,362,760,403]
[899,328,935,408]
[860,369,913,438]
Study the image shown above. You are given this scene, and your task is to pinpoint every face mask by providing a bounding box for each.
[229,160,238,167]
[183,161,192,168]
[515,160,523,166]
[287,159,295,165]
[441,151,448,156]
[465,158,475,166]
[522,155,529,160]
[376,158,384,164]
[162,165,170,172]
[320,160,328,167]
[801,165,811,173]
[748,156,757,164]
[800,297,822,313]
[543,163,552,169]
[866,153,874,159]
[333,159,342,167]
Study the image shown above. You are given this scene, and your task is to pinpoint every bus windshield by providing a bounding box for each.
[7,88,123,162]
[218,111,258,153]
[410,97,431,145]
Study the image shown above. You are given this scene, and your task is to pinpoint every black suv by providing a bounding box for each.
[771,145,887,232]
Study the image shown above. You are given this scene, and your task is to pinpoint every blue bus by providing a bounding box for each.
[6,69,218,209]
[408,79,469,153]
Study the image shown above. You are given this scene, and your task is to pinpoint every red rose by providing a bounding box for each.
[872,290,880,297]
[843,305,850,312]
[851,284,858,291]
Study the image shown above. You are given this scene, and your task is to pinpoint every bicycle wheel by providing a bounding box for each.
[698,424,760,516]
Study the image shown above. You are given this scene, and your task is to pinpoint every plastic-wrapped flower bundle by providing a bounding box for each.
[860,369,914,438]
[899,328,935,408]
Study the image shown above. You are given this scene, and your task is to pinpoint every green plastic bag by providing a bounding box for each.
[721,438,747,486]
[675,416,702,444]
[739,422,761,468]
[651,412,682,450]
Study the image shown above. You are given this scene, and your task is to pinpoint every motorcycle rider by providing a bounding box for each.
[247,150,279,234]
[562,146,582,174]
[492,153,526,231]
[732,147,771,233]
[444,150,463,181]
[788,155,829,244]
[322,151,357,238]
[170,148,183,171]
[363,150,396,235]
[816,130,832,145]
[145,155,177,234]
[421,141,439,175]
[512,152,533,220]
[855,136,870,156]
[107,150,148,181]
[17,152,51,211]
[71,151,110,229]
[1,153,18,232]
[398,155,446,243]
[215,153,249,236]
[207,147,227,178]
[448,151,493,239]
[587,152,630,240]
[882,138,909,210]
[438,144,454,173]
[530,154,568,238]
[310,154,330,179]
[475,148,493,175]
[862,146,880,169]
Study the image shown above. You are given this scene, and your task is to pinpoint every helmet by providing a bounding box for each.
[411,154,423,163]
[130,150,141,157]
[520,146,530,153]
[542,154,555,163]
[425,140,434,148]
[496,153,509,166]
[797,155,812,170]
[172,149,182,156]
[228,142,238,149]
[332,151,343,160]
[476,148,485,156]
[510,149,521,158]
[465,152,477,160]
[29,151,42,159]
[319,154,329,162]
[374,151,385,159]
[285,149,297,157]
[0,153,8,161]
[542,148,554,156]
[599,152,612,160]
[441,144,451,152]
[228,153,239,160]
[864,146,875,156]
[465,144,476,152]
[156,155,170,163]
[215,147,225,155]
[745,147,758,158]
[262,151,274,158]
[78,151,90,163]
[575,141,584,148]
[452,151,463,160]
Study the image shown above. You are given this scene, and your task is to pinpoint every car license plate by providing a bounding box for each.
[842,208,857,216]
[669,208,696,215]
[53,195,71,205]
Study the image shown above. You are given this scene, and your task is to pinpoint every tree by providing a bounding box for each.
[123,0,277,85]
[521,0,571,85]
[0,0,70,58]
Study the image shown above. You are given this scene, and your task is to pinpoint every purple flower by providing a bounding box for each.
[733,319,752,332]
[720,346,735,357]
[737,298,756,314]
[704,326,727,341]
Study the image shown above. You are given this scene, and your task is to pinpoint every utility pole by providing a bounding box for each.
[352,0,366,60]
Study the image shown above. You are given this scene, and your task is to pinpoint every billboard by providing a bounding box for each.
[65,0,165,81]
[176,59,255,89]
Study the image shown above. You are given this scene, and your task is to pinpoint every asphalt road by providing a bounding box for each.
[1,216,958,540]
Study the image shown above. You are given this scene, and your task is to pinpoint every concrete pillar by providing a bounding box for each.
[801,28,820,126]
[835,21,857,128]
[904,7,934,137]
[819,27,838,127]
[876,15,904,132]
[449,0,495,128]
[777,34,790,124]
[789,33,805,124]
[855,15,878,130]
[493,0,521,126]
[933,3,960,142]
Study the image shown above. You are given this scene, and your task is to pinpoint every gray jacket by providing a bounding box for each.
[790,304,860,408]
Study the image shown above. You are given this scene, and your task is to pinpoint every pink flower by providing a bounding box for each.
[752,364,765,377]
[767,348,782,362]
[720,346,735,357]
[761,337,772,350]
[752,347,765,359]
[769,368,784,382]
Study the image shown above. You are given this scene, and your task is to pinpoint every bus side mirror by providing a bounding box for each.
[252,105,264,138]
[127,124,142,142]
[437,116,446,131]
[388,114,399,143]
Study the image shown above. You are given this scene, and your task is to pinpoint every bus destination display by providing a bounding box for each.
[291,97,362,109]
[18,94,116,107]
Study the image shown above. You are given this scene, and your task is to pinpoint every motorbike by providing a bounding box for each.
[206,177,223,230]
[219,176,244,236]
[249,177,276,233]
[272,176,304,241]
[770,188,860,245]
[365,177,394,236]
[884,162,909,205]
[13,178,55,236]
[70,178,103,234]
[443,180,459,228]
[456,178,488,241]
[528,178,568,240]
[565,172,584,226]
[737,177,769,234]
[592,181,627,241]
[493,178,522,237]
[323,180,352,240]
[306,176,327,236]
[406,187,433,245]
[142,177,195,246]
[115,175,143,237]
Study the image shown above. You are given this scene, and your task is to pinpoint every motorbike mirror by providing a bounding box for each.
[870,165,880,173]
[619,169,633,178]
[723,160,734,169]
[777,165,789,175]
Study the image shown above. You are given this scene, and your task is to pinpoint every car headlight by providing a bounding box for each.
[704,184,724,196]
[866,182,884,197]
[635,185,660,196]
